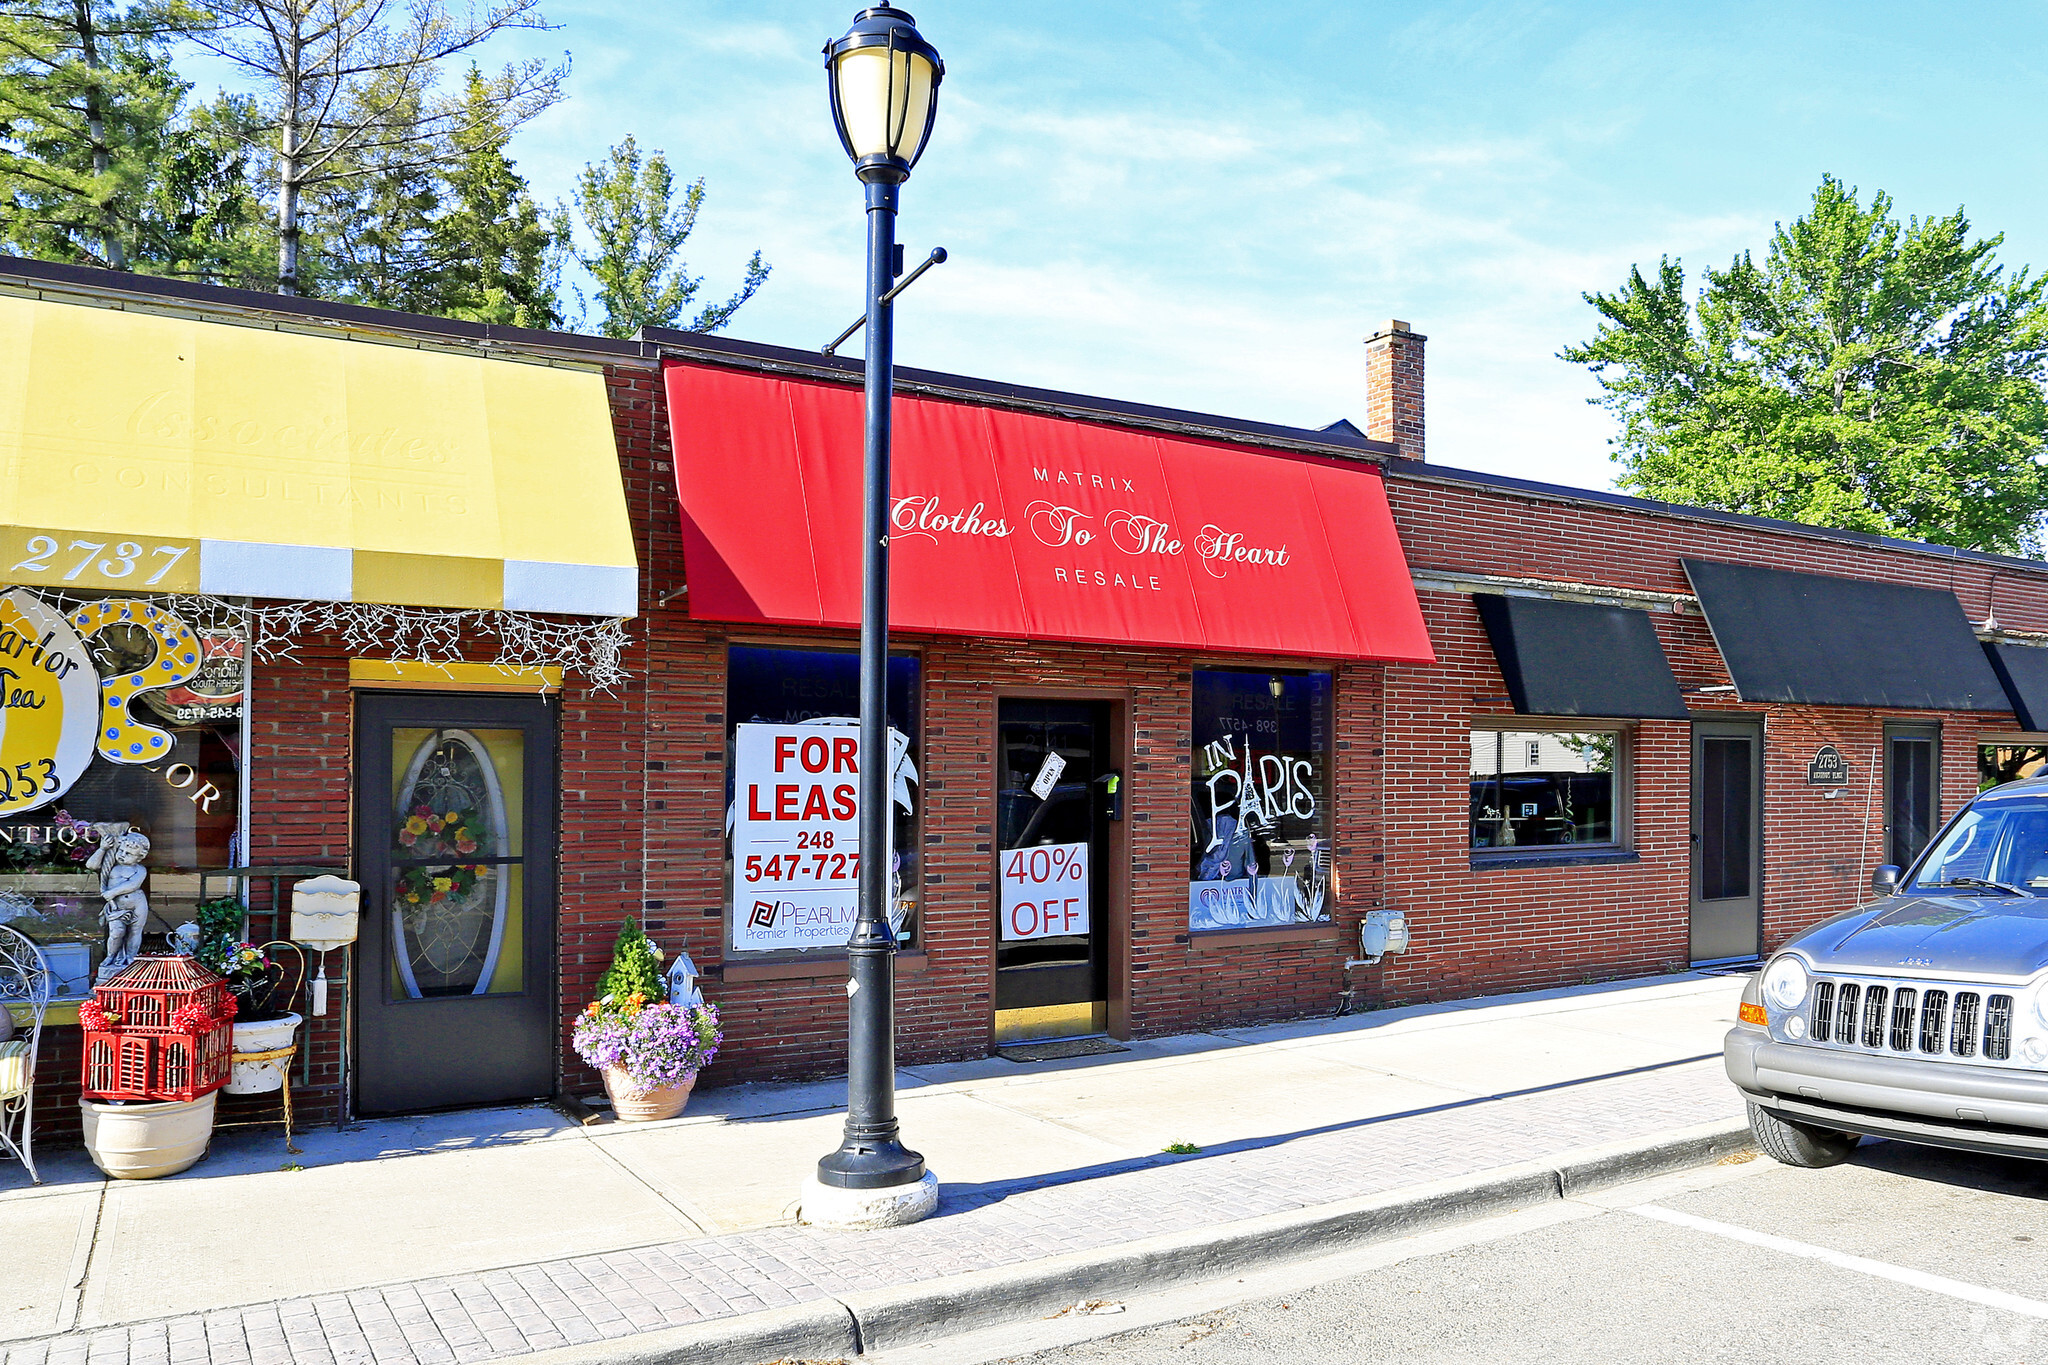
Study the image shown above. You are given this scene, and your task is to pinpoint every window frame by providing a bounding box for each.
[719,641,924,962]
[1976,733,2048,793]
[1186,665,1336,935]
[1468,716,1635,865]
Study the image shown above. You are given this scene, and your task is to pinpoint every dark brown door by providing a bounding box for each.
[355,691,557,1113]
[994,699,1111,1042]
[1886,723,1940,871]
[1691,718,1762,963]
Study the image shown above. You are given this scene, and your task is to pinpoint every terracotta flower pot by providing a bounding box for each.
[602,1066,695,1122]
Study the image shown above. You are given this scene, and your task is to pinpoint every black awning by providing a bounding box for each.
[1682,558,2007,711]
[1472,593,1691,720]
[1984,642,2048,730]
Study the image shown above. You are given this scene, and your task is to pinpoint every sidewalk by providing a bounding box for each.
[2,971,1750,1365]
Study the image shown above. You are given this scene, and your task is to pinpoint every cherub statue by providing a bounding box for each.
[88,823,151,984]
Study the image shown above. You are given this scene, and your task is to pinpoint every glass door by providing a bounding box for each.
[1886,724,1940,870]
[1690,718,1762,964]
[355,691,557,1113]
[994,699,1111,1043]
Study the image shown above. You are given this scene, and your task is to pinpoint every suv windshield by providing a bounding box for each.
[1909,796,2048,895]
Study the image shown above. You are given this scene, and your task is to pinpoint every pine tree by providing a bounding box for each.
[0,0,211,269]
[573,134,768,339]
[140,90,271,286]
[425,65,564,328]
[188,0,566,296]
[595,918,664,1009]
[313,77,446,309]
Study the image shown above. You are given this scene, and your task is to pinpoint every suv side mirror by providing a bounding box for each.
[1871,864,1902,895]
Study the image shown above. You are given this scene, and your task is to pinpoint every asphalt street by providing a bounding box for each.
[863,1139,2048,1365]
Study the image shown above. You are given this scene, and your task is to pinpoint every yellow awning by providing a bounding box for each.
[0,295,638,616]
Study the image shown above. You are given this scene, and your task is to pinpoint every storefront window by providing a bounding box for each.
[1470,726,1620,851]
[1188,669,1333,931]
[0,591,244,998]
[1981,743,2048,792]
[723,646,920,956]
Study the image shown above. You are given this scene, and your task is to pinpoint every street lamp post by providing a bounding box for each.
[804,5,944,1230]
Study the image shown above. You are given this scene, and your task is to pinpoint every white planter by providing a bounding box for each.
[80,1092,216,1179]
[226,1012,302,1094]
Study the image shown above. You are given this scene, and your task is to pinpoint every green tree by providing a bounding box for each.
[0,0,211,269]
[595,917,664,1008]
[187,0,565,295]
[423,65,564,328]
[139,90,272,286]
[311,77,445,309]
[572,134,768,339]
[1563,176,2048,553]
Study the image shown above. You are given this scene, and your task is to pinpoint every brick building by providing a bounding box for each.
[10,260,2048,1153]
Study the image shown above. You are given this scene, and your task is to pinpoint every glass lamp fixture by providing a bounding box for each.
[825,6,944,182]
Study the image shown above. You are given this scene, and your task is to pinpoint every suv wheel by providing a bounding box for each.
[1747,1101,1858,1168]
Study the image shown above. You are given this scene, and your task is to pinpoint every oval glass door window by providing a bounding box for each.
[389,727,525,997]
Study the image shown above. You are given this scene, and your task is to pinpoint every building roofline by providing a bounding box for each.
[642,327,1403,461]
[1388,456,2048,581]
[0,253,653,367]
[8,254,2046,581]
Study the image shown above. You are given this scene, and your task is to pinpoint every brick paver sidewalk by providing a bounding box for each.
[7,1058,1740,1365]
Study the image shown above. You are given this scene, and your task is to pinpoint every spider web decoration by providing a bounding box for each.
[20,590,631,692]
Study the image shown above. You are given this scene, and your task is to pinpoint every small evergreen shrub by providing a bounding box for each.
[596,917,665,1009]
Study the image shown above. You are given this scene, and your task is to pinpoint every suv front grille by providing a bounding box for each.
[1801,976,2017,1067]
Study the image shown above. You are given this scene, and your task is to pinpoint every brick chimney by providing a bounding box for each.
[1363,320,1425,460]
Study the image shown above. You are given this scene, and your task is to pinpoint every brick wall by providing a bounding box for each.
[32,345,2048,1148]
[1369,471,2043,1004]
[638,616,1388,1083]
[1364,323,1427,459]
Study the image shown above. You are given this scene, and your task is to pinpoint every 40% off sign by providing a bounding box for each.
[999,841,1090,942]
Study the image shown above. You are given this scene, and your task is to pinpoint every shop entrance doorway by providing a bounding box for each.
[1690,718,1762,964]
[994,699,1114,1043]
[1885,723,1940,870]
[354,691,558,1114]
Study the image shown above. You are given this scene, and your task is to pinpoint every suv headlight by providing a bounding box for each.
[1762,955,1810,1011]
[2032,984,2048,1032]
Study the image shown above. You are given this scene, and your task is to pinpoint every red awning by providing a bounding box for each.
[664,360,1434,662]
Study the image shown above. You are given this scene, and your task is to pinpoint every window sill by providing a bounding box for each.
[6,1000,81,1026]
[715,950,929,984]
[1469,848,1639,871]
[1184,924,1341,952]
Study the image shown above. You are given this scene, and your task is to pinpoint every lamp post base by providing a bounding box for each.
[799,1169,939,1230]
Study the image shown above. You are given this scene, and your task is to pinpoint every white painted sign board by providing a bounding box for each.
[999,840,1090,941]
[1029,752,1066,800]
[731,723,865,951]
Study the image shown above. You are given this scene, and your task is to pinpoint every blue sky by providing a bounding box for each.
[245,3,2048,492]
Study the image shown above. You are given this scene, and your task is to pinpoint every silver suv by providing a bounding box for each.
[1726,775,2048,1166]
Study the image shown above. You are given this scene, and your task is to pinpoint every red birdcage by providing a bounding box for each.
[79,955,235,1103]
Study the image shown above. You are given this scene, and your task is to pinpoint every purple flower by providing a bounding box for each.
[572,1002,722,1091]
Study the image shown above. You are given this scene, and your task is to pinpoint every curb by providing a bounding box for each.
[513,1115,1751,1365]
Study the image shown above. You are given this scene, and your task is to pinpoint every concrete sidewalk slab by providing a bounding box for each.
[78,1133,703,1325]
[0,970,1756,1364]
[0,1191,94,1342]
[964,1049,1468,1153]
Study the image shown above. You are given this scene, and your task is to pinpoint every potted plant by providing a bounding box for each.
[193,897,301,1094]
[572,919,721,1121]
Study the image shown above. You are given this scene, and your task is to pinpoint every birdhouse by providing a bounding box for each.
[291,875,361,952]
[666,950,703,1008]
[80,955,234,1103]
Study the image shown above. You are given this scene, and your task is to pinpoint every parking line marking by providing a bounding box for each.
[1630,1205,2048,1319]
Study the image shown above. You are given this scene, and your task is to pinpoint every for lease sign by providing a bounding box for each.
[732,723,863,951]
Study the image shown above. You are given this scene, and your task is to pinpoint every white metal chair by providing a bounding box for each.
[0,924,52,1185]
